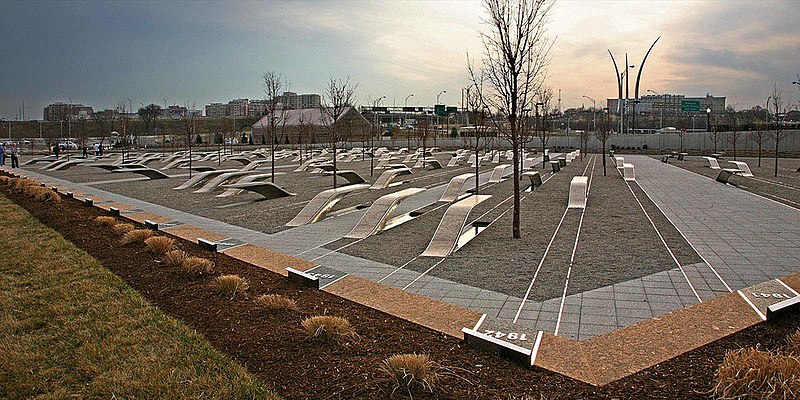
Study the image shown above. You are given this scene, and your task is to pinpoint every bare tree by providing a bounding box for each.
[319,76,358,188]
[138,104,161,134]
[180,103,197,177]
[416,118,432,165]
[469,0,554,239]
[771,83,791,177]
[595,108,613,176]
[725,105,741,160]
[92,111,116,154]
[536,88,554,169]
[297,111,313,163]
[262,71,291,183]
[747,127,767,167]
[464,78,491,194]
[710,121,722,154]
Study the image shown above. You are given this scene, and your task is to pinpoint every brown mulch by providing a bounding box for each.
[2,182,799,400]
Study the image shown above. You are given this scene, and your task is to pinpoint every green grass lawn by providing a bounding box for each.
[0,194,279,399]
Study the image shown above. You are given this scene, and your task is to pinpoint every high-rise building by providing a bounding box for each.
[249,100,268,116]
[205,103,227,118]
[606,94,726,116]
[276,92,321,109]
[44,102,94,121]
[227,99,249,117]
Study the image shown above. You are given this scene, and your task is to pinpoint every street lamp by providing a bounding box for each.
[706,106,713,152]
[582,95,597,132]
[371,95,386,176]
[404,94,414,107]
[436,90,446,142]
[647,89,664,130]
[765,97,771,126]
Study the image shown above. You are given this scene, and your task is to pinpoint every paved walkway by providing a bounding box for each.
[12,154,798,341]
[631,155,800,291]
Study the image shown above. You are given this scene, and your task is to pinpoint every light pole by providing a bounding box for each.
[436,90,446,143]
[404,94,413,126]
[706,106,713,153]
[647,89,664,129]
[765,97,771,126]
[582,95,597,132]
[372,96,385,176]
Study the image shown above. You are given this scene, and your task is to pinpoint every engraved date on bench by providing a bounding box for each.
[483,330,528,341]
[751,292,793,299]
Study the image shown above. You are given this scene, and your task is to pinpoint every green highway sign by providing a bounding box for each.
[681,100,700,112]
[434,104,446,116]
[446,106,458,114]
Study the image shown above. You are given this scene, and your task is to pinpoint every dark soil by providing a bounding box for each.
[3,180,799,400]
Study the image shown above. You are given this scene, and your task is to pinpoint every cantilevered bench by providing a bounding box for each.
[160,157,201,170]
[336,170,367,185]
[194,171,261,193]
[345,188,426,238]
[48,159,89,171]
[421,194,492,257]
[522,171,542,190]
[488,164,511,183]
[216,173,284,197]
[112,167,169,180]
[426,160,444,170]
[285,183,371,227]
[622,163,635,181]
[549,161,561,173]
[222,181,296,200]
[446,156,463,167]
[438,173,476,202]
[568,176,589,209]
[729,161,754,177]
[226,156,253,166]
[703,156,721,170]
[173,169,238,190]
[370,167,412,189]
[91,163,148,172]
[22,156,59,166]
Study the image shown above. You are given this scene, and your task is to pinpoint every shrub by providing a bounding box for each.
[300,315,358,342]
[95,216,117,226]
[714,347,800,399]
[182,256,214,277]
[787,329,800,356]
[254,294,298,311]
[381,354,437,395]
[0,176,10,185]
[120,229,153,245]
[11,179,34,192]
[31,187,61,202]
[112,223,135,235]
[212,275,249,299]
[144,236,175,255]
[162,249,187,268]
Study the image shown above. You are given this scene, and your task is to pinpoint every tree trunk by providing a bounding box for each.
[333,138,338,188]
[774,130,779,178]
[757,143,762,167]
[271,130,276,183]
[602,139,607,176]
[511,118,520,239]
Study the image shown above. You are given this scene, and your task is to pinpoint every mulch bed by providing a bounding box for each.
[2,180,799,399]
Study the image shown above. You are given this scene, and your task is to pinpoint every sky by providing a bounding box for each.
[0,0,798,120]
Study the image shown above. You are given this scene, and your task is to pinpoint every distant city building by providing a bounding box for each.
[162,105,188,118]
[227,99,249,117]
[607,94,726,116]
[249,100,268,116]
[205,103,227,118]
[44,102,94,121]
[251,107,371,144]
[275,92,321,109]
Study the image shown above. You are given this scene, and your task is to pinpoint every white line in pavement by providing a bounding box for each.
[633,158,733,293]
[621,168,703,303]
[554,155,596,336]
[737,290,766,321]
[377,256,419,283]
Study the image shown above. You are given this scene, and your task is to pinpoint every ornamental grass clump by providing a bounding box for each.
[182,256,214,277]
[162,249,187,268]
[254,294,298,311]
[300,315,358,342]
[714,347,800,399]
[31,187,61,203]
[120,229,153,246]
[787,329,800,356]
[212,274,249,299]
[112,223,135,235]
[381,354,438,395]
[95,216,117,226]
[144,236,175,255]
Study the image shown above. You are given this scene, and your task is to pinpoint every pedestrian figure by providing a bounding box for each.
[10,144,18,168]
[0,143,5,166]
[53,143,60,157]
[82,145,88,158]
[93,142,100,156]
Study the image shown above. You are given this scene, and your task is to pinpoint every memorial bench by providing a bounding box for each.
[345,188,426,238]
[286,184,371,227]
[421,194,492,257]
[222,181,296,200]
[112,167,169,180]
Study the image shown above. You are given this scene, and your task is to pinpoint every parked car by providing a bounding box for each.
[57,141,79,150]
